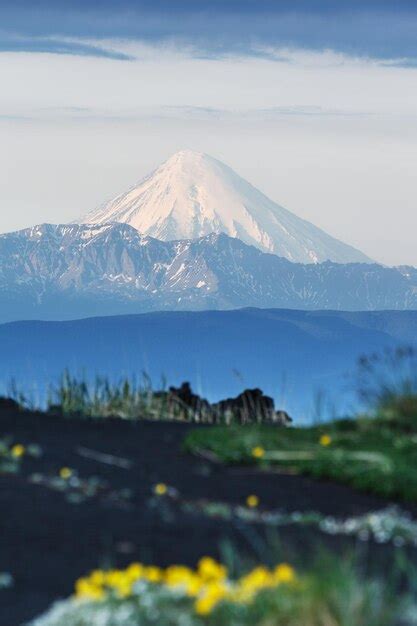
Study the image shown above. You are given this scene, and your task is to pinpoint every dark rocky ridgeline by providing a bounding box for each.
[167,382,292,425]
[0,384,292,424]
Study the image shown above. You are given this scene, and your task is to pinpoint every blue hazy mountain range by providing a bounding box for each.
[1,308,416,422]
[1,223,417,323]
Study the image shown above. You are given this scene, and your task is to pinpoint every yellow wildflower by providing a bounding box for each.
[154,482,168,496]
[144,566,163,583]
[195,595,215,615]
[274,563,296,584]
[75,577,105,601]
[59,467,73,479]
[165,565,194,586]
[246,494,259,508]
[115,579,133,598]
[105,569,124,588]
[319,434,332,447]
[251,446,265,459]
[165,565,202,596]
[198,557,227,582]
[240,566,275,592]
[126,563,143,582]
[72,558,297,614]
[89,570,106,587]
[185,575,204,597]
[194,580,228,615]
[11,444,25,458]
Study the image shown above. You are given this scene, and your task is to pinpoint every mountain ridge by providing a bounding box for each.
[0,222,415,323]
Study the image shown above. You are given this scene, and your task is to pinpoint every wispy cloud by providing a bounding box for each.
[0,33,134,60]
[1,43,417,121]
[0,104,373,124]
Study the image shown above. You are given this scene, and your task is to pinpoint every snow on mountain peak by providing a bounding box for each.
[80,150,371,264]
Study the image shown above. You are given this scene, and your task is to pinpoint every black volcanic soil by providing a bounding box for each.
[1,408,415,626]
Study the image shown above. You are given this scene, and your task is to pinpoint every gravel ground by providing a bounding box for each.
[0,408,413,626]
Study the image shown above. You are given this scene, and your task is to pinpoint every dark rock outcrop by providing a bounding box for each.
[0,397,20,414]
[213,388,292,425]
[167,382,213,421]
[168,382,292,425]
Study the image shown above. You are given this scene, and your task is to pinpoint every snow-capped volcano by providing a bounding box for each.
[80,149,370,264]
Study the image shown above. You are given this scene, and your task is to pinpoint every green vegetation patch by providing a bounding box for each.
[184,418,417,502]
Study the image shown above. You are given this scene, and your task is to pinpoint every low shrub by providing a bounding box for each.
[45,371,170,420]
[357,347,417,430]
[30,556,410,626]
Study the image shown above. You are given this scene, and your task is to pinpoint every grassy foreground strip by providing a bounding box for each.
[184,418,417,502]
[30,557,411,626]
